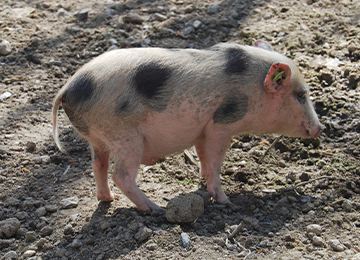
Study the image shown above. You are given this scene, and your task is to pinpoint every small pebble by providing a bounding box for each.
[154,13,167,21]
[312,235,325,246]
[193,20,202,29]
[328,239,346,252]
[0,40,11,56]
[23,250,36,258]
[0,92,12,100]
[60,196,79,208]
[26,142,36,150]
[306,224,322,236]
[181,232,190,247]
[4,251,17,259]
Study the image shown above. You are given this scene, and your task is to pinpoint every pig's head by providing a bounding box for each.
[253,41,324,138]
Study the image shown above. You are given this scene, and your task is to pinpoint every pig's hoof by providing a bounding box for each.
[216,196,230,205]
[97,192,115,202]
[138,202,161,214]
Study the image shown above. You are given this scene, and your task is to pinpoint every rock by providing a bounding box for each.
[15,211,29,221]
[184,4,195,13]
[243,216,260,231]
[146,243,158,251]
[0,218,21,238]
[108,38,118,45]
[342,199,353,211]
[45,204,57,213]
[26,142,36,150]
[328,239,346,252]
[25,231,37,242]
[55,248,67,257]
[166,194,204,223]
[35,207,47,217]
[71,239,82,248]
[60,196,79,208]
[312,235,325,246]
[40,226,53,237]
[4,251,17,259]
[73,9,89,21]
[181,232,190,247]
[154,13,167,21]
[0,40,11,56]
[134,226,152,242]
[193,20,202,29]
[57,8,68,17]
[306,224,322,236]
[64,225,75,235]
[299,172,311,182]
[29,37,41,48]
[37,238,47,247]
[23,250,36,257]
[123,13,145,24]
[208,5,219,14]
[0,92,12,101]
[180,27,194,36]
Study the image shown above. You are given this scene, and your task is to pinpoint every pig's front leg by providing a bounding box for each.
[195,136,231,205]
[111,143,160,213]
[91,145,114,202]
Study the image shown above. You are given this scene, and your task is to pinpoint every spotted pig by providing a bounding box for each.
[53,41,324,213]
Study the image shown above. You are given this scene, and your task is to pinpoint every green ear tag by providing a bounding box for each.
[273,71,285,82]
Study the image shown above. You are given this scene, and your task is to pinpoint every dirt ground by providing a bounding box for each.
[1,0,360,259]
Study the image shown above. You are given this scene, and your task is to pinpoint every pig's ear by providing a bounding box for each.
[264,63,291,93]
[254,40,273,51]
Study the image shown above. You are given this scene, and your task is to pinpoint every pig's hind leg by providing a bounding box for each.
[111,140,160,213]
[90,144,113,202]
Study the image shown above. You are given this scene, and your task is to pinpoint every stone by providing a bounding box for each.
[60,196,79,208]
[166,194,204,223]
[342,199,353,211]
[23,250,36,257]
[0,40,11,56]
[35,207,47,217]
[26,142,36,150]
[73,9,89,21]
[154,13,167,21]
[4,251,17,259]
[123,13,144,24]
[0,218,21,238]
[328,239,346,252]
[312,235,325,246]
[181,232,190,247]
[71,239,82,248]
[40,226,53,237]
[193,20,202,29]
[0,92,12,100]
[25,231,37,242]
[306,224,322,236]
[134,226,152,242]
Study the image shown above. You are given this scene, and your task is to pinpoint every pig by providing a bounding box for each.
[52,41,324,213]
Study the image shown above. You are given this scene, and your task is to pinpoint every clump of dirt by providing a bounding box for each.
[0,0,360,259]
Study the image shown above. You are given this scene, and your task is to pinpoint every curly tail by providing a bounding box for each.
[52,93,67,154]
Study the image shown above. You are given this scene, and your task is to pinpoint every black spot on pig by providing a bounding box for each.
[224,48,248,75]
[133,62,173,111]
[134,62,171,99]
[63,72,96,107]
[213,92,249,124]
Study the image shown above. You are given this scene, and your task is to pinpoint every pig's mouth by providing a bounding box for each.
[304,121,325,138]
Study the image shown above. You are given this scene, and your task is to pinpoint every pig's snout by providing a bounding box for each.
[308,123,325,138]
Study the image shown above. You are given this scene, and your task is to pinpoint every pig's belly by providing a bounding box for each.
[139,112,210,165]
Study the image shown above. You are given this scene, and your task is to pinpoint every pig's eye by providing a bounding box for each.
[293,91,306,105]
